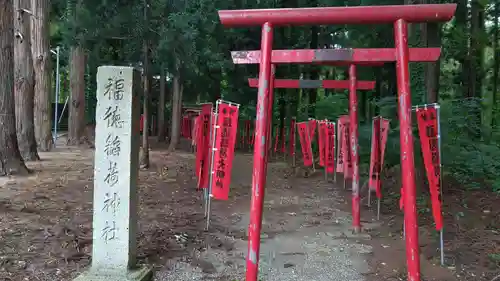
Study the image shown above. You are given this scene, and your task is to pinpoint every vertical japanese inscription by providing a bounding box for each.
[100,75,125,243]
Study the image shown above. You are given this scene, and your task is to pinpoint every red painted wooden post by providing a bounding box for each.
[349,64,361,233]
[246,22,273,281]
[395,19,421,281]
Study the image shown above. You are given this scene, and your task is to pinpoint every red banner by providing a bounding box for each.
[196,104,213,189]
[201,112,216,189]
[308,119,317,141]
[325,122,336,173]
[318,121,327,167]
[192,116,200,146]
[297,122,313,166]
[211,102,239,200]
[368,117,390,199]
[416,106,443,231]
[336,116,350,175]
[289,118,296,155]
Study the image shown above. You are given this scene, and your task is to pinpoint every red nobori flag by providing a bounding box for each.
[318,121,327,167]
[201,111,216,189]
[325,122,336,173]
[416,106,443,231]
[297,122,313,167]
[369,117,390,199]
[211,102,239,200]
[196,104,213,189]
[336,115,349,174]
[192,115,200,146]
[308,119,317,141]
[289,118,296,155]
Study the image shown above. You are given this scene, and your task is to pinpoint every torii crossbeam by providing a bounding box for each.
[232,48,441,64]
[247,78,375,90]
[218,4,456,281]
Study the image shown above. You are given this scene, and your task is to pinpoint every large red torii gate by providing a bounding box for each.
[217,4,456,281]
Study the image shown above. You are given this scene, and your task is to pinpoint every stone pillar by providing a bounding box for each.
[74,66,152,281]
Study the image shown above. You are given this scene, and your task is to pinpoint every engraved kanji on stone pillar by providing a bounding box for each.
[73,66,152,281]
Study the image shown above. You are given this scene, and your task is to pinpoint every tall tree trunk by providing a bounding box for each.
[139,0,150,168]
[139,41,150,168]
[67,46,86,145]
[31,0,52,151]
[157,66,166,141]
[168,72,181,152]
[14,0,39,161]
[468,0,484,138]
[0,0,30,175]
[424,22,441,104]
[492,1,499,132]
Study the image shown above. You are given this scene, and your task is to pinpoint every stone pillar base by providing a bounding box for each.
[73,265,153,281]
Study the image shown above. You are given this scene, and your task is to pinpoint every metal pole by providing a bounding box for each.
[333,121,337,183]
[206,101,220,230]
[436,104,445,266]
[377,197,381,221]
[395,19,421,281]
[349,64,361,233]
[53,46,60,146]
[58,96,69,124]
[246,22,273,281]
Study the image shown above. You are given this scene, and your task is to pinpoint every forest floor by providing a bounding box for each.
[0,138,498,281]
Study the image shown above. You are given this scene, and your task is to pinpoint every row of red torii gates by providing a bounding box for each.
[216,4,457,281]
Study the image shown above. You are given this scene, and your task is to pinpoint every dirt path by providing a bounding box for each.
[0,144,375,281]
[157,154,374,280]
[2,142,496,281]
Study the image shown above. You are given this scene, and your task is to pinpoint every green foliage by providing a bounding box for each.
[49,0,500,193]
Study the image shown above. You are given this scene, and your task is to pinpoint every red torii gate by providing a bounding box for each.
[247,78,376,90]
[237,48,443,274]
[218,4,456,281]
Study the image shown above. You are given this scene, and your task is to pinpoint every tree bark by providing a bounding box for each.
[168,72,181,152]
[139,0,150,168]
[467,0,484,138]
[67,46,87,145]
[0,0,30,175]
[139,40,150,168]
[424,22,441,104]
[157,66,166,141]
[31,0,52,151]
[492,1,499,132]
[14,0,39,161]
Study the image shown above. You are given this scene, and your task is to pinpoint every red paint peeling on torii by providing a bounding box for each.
[231,48,442,64]
[218,4,457,281]
[247,78,375,90]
